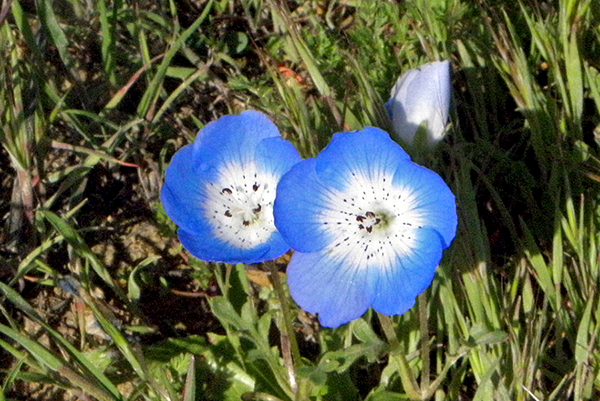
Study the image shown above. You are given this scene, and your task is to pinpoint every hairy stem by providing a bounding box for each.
[265,260,301,396]
[377,313,422,400]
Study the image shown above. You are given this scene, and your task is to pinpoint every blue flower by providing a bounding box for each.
[386,60,451,147]
[161,111,302,265]
[274,127,457,328]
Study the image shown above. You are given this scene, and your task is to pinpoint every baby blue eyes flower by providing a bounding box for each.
[386,60,451,147]
[161,110,302,265]
[274,127,457,328]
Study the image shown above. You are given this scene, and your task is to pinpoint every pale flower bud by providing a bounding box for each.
[386,60,451,148]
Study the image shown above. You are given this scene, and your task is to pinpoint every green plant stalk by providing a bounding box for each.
[242,392,285,401]
[377,313,422,400]
[265,260,301,396]
[418,291,430,391]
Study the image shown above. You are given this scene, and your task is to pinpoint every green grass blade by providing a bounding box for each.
[268,0,331,98]
[0,323,117,401]
[34,0,74,71]
[104,54,163,110]
[0,282,123,400]
[575,297,594,365]
[97,0,116,85]
[181,356,196,401]
[136,0,214,118]
[85,300,174,401]
[50,140,138,167]
[39,210,128,303]
[0,323,62,371]
[152,65,209,123]
[10,0,41,61]
[1,357,25,398]
[520,217,558,308]
[565,29,583,131]
[0,336,44,374]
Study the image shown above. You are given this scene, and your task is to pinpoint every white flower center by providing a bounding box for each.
[204,161,278,249]
[319,169,425,268]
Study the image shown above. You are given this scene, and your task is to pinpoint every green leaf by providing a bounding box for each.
[351,318,381,344]
[39,210,128,303]
[136,0,214,116]
[575,297,594,364]
[35,0,74,70]
[320,341,386,374]
[472,357,501,401]
[470,329,508,346]
[236,32,249,53]
[0,323,61,370]
[181,357,196,401]
[0,323,117,401]
[209,296,246,329]
[365,389,406,401]
[145,336,207,363]
[96,0,116,84]
[520,217,557,307]
[127,257,159,301]
[565,29,583,123]
[0,282,122,400]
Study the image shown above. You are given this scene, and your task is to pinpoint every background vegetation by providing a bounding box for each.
[0,0,599,399]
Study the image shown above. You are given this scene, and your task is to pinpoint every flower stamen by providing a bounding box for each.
[355,210,386,234]
[204,162,280,249]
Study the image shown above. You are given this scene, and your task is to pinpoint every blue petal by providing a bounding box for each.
[193,110,283,170]
[161,111,285,235]
[287,251,376,328]
[274,159,333,253]
[315,127,410,192]
[161,111,297,265]
[257,232,293,262]
[254,136,302,177]
[392,162,457,248]
[178,229,276,265]
[160,144,216,235]
[371,227,443,316]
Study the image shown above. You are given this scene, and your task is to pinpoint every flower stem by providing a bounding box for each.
[265,260,301,395]
[377,313,422,400]
[377,312,399,349]
[418,291,430,391]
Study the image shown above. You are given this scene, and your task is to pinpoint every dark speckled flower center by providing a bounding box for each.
[319,171,425,265]
[204,161,279,249]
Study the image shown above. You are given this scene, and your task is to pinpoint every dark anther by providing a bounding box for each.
[243,220,250,226]
[358,224,365,230]
[366,211,376,218]
[253,204,262,213]
[366,226,373,233]
[253,183,259,191]
[222,188,232,195]
[356,215,366,222]
[224,210,232,217]
[374,218,381,225]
